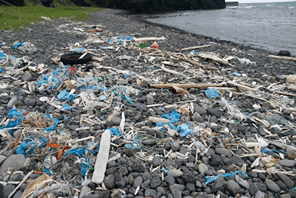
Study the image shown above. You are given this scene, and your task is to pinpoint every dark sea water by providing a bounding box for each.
[146,1,296,55]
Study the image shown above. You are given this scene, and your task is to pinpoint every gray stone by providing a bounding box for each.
[115,171,125,188]
[22,72,33,81]
[235,175,249,189]
[141,179,150,189]
[167,169,183,177]
[150,174,162,188]
[279,159,296,167]
[255,190,265,198]
[147,94,154,105]
[4,185,15,198]
[104,174,115,188]
[0,155,7,165]
[265,179,280,192]
[195,106,207,115]
[145,189,157,197]
[165,175,175,186]
[134,176,143,187]
[196,180,202,188]
[171,187,182,198]
[278,174,294,189]
[207,107,222,118]
[182,173,195,183]
[192,112,203,122]
[286,146,296,159]
[79,186,91,198]
[142,172,152,181]
[171,142,180,151]
[209,154,223,166]
[226,180,240,195]
[198,163,208,175]
[152,156,161,167]
[215,148,230,156]
[111,117,121,125]
[0,154,25,175]
[186,183,196,192]
[128,174,134,185]
[9,172,24,181]
[232,156,244,167]
[7,96,18,109]
[170,184,185,191]
[118,167,128,176]
[270,125,282,134]
[142,139,155,145]
[156,186,166,195]
[280,194,291,198]
[250,183,259,196]
[118,79,129,85]
[214,177,227,192]
[13,190,22,198]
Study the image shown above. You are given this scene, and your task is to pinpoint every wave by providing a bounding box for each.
[288,6,295,8]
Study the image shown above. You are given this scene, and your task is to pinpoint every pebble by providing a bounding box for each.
[255,190,265,198]
[226,180,241,195]
[167,169,183,177]
[265,178,280,192]
[171,142,180,151]
[0,154,25,174]
[134,176,143,187]
[198,163,208,175]
[235,175,250,189]
[4,185,15,198]
[111,117,121,125]
[7,96,18,109]
[279,159,296,167]
[278,174,294,189]
[215,148,230,156]
[104,174,115,188]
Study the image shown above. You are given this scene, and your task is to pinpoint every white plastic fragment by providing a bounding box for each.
[92,130,110,184]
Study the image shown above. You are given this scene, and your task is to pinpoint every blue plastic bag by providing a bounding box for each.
[57,89,77,101]
[205,88,219,98]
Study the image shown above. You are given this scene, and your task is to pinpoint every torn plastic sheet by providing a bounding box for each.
[205,88,219,98]
[16,140,37,158]
[72,48,84,53]
[125,135,142,150]
[14,42,25,49]
[0,109,27,134]
[205,170,248,185]
[57,89,77,101]
[161,110,181,124]
[43,114,59,131]
[62,104,72,111]
[177,123,194,137]
[107,127,121,136]
[63,148,90,176]
[261,148,285,155]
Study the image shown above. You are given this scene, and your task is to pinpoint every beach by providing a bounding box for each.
[0,8,296,198]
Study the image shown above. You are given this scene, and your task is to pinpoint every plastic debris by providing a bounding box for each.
[205,170,248,184]
[205,88,220,98]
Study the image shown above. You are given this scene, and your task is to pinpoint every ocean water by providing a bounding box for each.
[146,1,296,55]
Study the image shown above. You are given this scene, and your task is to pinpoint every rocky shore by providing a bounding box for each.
[0,9,296,198]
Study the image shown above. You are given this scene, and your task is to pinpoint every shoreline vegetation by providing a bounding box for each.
[0,5,102,30]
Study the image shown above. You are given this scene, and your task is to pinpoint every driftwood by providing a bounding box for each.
[268,55,296,62]
[180,44,211,52]
[161,61,178,67]
[150,83,223,89]
[92,130,110,184]
[172,86,189,94]
[227,81,258,92]
[133,37,166,42]
[199,52,229,65]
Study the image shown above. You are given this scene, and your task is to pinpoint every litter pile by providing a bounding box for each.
[0,10,296,198]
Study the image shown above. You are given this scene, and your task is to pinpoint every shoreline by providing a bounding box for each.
[0,8,296,198]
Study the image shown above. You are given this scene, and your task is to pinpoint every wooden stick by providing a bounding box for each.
[181,44,211,52]
[150,83,223,89]
[161,61,178,67]
[161,65,187,77]
[268,55,296,62]
[227,81,258,92]
[92,130,110,184]
[274,91,296,97]
[8,170,34,198]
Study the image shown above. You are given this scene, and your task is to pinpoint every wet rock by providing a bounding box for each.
[226,180,240,195]
[278,50,291,56]
[278,174,294,189]
[209,154,223,167]
[0,154,25,174]
[104,174,115,188]
[168,169,183,177]
[152,156,161,167]
[79,186,91,198]
[171,142,180,151]
[279,159,296,167]
[198,163,208,175]
[150,173,162,188]
[4,184,15,198]
[111,117,121,125]
[134,176,143,187]
[265,178,280,192]
[115,171,125,188]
